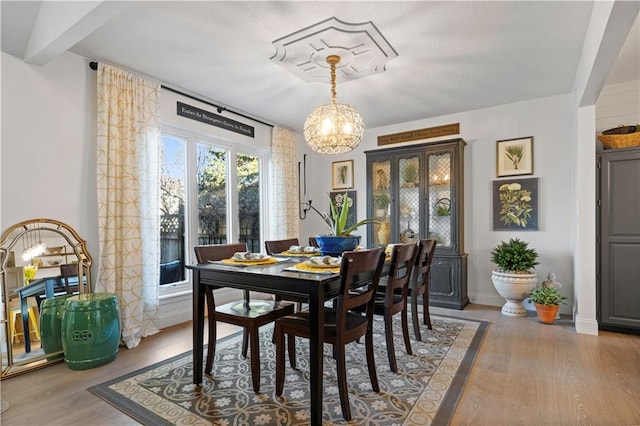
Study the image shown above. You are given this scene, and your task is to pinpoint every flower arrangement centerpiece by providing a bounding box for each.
[303,189,377,256]
[23,264,38,283]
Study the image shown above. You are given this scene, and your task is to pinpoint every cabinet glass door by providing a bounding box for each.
[398,155,420,244]
[427,151,452,247]
[371,159,391,245]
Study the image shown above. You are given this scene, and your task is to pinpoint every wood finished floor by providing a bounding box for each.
[1,304,639,426]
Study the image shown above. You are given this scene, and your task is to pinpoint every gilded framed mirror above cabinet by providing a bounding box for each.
[0,218,92,378]
[366,138,468,309]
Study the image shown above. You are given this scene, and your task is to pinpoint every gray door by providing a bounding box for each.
[598,147,640,331]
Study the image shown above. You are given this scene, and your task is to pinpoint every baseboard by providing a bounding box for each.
[574,317,599,335]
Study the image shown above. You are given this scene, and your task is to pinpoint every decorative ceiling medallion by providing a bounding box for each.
[271,17,398,83]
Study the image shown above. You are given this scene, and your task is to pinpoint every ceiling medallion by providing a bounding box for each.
[271,17,398,83]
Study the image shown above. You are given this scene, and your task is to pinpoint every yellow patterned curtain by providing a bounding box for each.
[96,64,161,349]
[271,127,299,239]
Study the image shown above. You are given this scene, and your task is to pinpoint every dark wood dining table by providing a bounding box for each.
[187,259,343,424]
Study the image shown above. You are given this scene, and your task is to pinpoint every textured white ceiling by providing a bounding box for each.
[2,1,638,132]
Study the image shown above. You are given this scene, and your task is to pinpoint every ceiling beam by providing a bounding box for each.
[575,0,640,107]
[24,1,131,66]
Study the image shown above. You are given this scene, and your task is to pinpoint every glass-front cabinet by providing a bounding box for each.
[366,138,468,309]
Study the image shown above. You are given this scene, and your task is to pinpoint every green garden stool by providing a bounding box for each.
[61,293,121,370]
[39,294,75,361]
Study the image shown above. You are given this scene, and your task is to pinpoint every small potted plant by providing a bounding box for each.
[528,273,567,324]
[490,238,539,317]
[374,193,390,218]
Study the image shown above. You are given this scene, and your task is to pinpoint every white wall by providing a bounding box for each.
[1,51,99,267]
[299,94,577,314]
[596,80,640,142]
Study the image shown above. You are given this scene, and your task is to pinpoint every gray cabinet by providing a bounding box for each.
[597,146,640,333]
[365,138,468,309]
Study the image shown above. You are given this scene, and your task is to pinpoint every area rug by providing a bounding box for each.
[89,314,488,425]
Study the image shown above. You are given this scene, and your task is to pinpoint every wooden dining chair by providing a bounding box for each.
[264,238,306,312]
[363,243,418,373]
[264,238,299,255]
[274,248,386,421]
[193,243,295,393]
[59,263,80,294]
[411,239,437,341]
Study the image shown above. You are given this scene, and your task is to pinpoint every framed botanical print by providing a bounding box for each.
[332,160,354,189]
[496,136,533,177]
[493,178,538,230]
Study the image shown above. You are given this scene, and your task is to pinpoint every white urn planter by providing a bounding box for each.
[491,270,538,317]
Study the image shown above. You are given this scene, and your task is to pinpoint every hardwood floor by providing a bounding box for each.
[1,305,639,425]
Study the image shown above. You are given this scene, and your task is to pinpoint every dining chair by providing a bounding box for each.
[264,238,299,255]
[59,263,80,294]
[193,243,295,393]
[410,239,437,341]
[264,238,306,312]
[274,247,386,421]
[308,236,318,247]
[364,243,418,373]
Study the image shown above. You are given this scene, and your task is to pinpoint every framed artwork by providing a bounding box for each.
[493,178,538,231]
[332,160,354,189]
[496,136,533,177]
[330,190,356,230]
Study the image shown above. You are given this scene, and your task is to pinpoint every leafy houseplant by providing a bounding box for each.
[528,286,566,306]
[490,237,538,273]
[374,193,390,218]
[528,275,567,324]
[303,189,377,256]
[490,238,539,317]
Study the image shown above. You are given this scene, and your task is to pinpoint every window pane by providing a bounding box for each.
[197,144,227,245]
[237,153,260,252]
[160,134,186,285]
[427,152,452,247]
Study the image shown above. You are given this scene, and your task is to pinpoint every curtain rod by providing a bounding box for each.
[89,61,274,128]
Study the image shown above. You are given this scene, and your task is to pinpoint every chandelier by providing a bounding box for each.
[303,55,364,154]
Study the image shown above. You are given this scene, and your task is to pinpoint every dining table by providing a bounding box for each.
[187,256,344,424]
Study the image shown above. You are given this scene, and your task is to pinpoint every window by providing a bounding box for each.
[159,130,265,289]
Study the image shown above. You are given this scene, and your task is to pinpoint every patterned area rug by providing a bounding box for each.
[89,314,488,425]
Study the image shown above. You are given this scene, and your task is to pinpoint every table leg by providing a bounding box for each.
[192,270,205,385]
[308,283,325,424]
[20,296,31,353]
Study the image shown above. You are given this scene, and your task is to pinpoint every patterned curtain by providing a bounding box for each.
[96,64,161,349]
[271,127,299,239]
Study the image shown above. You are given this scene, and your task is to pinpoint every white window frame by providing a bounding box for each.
[158,123,270,301]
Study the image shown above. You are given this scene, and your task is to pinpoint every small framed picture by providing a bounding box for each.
[332,160,354,189]
[496,136,533,177]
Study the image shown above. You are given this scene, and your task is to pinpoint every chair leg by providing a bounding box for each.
[249,326,261,393]
[241,290,250,357]
[275,323,285,396]
[411,288,422,341]
[401,306,412,356]
[384,312,398,373]
[423,288,432,330]
[287,334,296,369]
[334,342,352,421]
[365,326,380,393]
[205,289,216,374]
[241,330,249,358]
